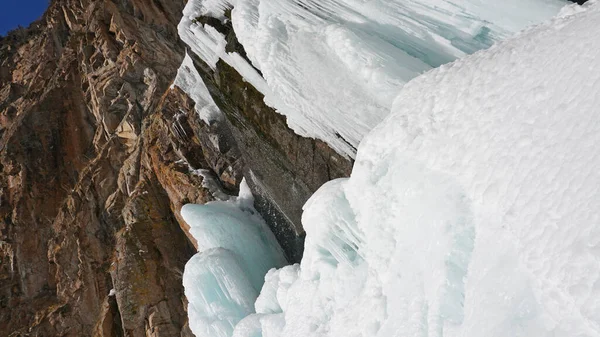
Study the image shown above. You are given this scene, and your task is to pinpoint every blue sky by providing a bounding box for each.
[0,0,49,36]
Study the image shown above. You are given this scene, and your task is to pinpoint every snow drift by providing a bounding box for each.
[184,1,600,336]
[178,0,566,157]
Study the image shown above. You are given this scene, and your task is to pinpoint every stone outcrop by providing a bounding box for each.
[0,0,351,335]
[0,0,197,334]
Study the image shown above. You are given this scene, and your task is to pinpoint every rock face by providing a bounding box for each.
[0,0,351,335]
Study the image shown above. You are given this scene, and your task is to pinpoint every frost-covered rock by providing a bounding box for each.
[179,0,567,156]
[188,1,600,337]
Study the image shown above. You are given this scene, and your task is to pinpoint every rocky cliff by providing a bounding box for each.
[0,0,351,336]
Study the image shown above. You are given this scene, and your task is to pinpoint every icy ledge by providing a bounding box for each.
[184,1,600,336]
[178,0,567,157]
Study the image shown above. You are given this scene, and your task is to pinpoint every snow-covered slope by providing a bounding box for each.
[184,1,600,336]
[179,0,567,156]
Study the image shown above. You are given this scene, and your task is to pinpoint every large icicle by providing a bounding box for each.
[173,52,223,124]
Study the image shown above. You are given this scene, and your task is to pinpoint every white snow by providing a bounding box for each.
[184,1,600,337]
[174,52,223,124]
[181,179,287,337]
[254,265,299,315]
[179,0,567,156]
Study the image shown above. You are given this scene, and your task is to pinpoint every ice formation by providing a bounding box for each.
[185,1,600,336]
[179,0,567,156]
[181,180,287,337]
[173,52,222,124]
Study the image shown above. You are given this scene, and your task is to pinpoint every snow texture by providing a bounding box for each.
[181,179,287,337]
[174,52,223,124]
[179,0,566,156]
[187,1,600,337]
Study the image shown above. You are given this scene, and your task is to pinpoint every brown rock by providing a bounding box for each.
[0,0,198,335]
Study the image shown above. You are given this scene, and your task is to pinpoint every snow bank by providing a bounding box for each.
[179,0,567,156]
[188,1,600,337]
[181,180,287,337]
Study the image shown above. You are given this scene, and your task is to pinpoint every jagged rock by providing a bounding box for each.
[0,0,196,335]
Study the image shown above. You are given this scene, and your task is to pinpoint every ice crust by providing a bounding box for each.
[179,0,566,156]
[185,1,600,337]
[181,179,287,337]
